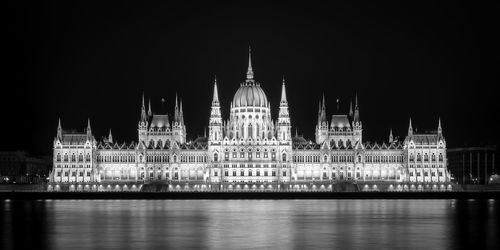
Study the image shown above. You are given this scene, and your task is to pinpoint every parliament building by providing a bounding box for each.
[48,49,452,192]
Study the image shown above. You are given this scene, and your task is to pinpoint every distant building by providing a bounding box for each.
[48,49,452,192]
[0,151,52,184]
[447,146,497,184]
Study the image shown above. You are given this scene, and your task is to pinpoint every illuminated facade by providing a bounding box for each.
[48,49,452,192]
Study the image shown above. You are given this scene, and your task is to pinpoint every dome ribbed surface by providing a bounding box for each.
[232,84,268,108]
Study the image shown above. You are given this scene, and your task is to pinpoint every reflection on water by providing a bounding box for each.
[1,199,498,250]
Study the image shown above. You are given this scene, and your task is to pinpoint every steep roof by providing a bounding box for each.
[61,133,89,145]
[150,114,170,128]
[330,115,351,129]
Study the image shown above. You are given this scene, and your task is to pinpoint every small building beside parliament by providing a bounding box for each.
[48,49,452,192]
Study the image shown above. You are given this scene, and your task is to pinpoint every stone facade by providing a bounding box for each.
[49,49,451,192]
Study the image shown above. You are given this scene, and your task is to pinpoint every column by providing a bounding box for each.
[477,152,480,184]
[462,153,465,184]
[485,151,488,185]
[469,152,472,183]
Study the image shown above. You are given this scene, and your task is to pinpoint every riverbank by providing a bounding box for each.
[1,191,499,200]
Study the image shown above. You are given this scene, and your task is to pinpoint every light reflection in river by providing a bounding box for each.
[1,199,498,250]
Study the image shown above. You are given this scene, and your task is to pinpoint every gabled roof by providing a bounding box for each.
[61,133,88,145]
[411,134,439,144]
[292,142,320,150]
[150,114,170,128]
[330,115,351,129]
[179,142,208,150]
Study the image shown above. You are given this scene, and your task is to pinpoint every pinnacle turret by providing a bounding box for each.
[108,129,113,144]
[57,118,62,140]
[280,76,287,105]
[148,99,152,116]
[140,92,147,122]
[246,46,254,81]
[86,118,92,138]
[408,117,413,136]
[212,76,220,105]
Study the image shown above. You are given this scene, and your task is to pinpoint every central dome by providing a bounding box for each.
[232,47,268,108]
[232,83,268,108]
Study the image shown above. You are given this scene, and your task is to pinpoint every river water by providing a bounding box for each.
[1,199,498,250]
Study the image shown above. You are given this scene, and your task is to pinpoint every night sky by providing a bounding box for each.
[5,1,498,155]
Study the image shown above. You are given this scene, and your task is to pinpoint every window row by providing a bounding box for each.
[365,155,404,163]
[97,155,136,163]
[221,151,277,161]
[56,164,91,168]
[222,164,279,168]
[217,169,287,177]
[56,171,92,177]
[409,164,444,169]
[409,153,444,162]
[293,155,321,163]
[409,171,444,177]
[56,153,91,162]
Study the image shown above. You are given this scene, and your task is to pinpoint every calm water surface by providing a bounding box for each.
[1,199,498,250]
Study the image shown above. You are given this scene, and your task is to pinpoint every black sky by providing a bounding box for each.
[4,1,499,155]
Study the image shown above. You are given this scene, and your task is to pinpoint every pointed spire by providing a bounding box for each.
[408,117,413,136]
[57,118,62,139]
[140,93,147,122]
[86,118,92,137]
[322,94,326,110]
[295,128,298,137]
[174,93,179,122]
[142,92,145,108]
[212,75,219,105]
[280,75,287,104]
[175,93,179,109]
[319,94,327,123]
[108,129,113,144]
[389,128,393,143]
[349,100,353,117]
[438,117,442,137]
[336,98,340,113]
[204,127,207,137]
[246,46,254,81]
[148,99,152,116]
[354,94,360,124]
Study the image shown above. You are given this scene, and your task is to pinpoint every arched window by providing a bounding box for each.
[324,155,328,162]
[417,154,421,162]
[424,154,429,162]
[214,153,218,162]
[409,153,414,161]
[432,154,436,162]
[282,153,287,162]
[56,154,61,162]
[71,154,76,162]
[358,155,362,163]
[439,153,443,162]
[78,154,83,162]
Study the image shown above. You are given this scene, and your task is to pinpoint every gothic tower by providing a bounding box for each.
[209,76,223,144]
[277,76,291,143]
